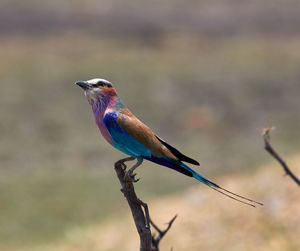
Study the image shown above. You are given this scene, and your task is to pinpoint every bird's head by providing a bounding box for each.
[75,78,116,104]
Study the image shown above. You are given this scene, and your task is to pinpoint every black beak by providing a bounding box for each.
[75,81,91,90]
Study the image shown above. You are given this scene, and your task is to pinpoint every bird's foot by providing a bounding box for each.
[124,170,140,183]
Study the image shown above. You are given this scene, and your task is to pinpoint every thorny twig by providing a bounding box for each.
[263,127,300,187]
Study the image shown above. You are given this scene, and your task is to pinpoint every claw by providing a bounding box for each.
[125,171,140,183]
[133,175,140,183]
[132,173,141,182]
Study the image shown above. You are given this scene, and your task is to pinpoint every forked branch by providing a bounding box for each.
[150,215,177,251]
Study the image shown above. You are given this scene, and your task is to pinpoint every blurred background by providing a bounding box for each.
[0,0,300,250]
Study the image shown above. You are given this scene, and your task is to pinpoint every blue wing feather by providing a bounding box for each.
[104,113,214,184]
[103,112,152,157]
[104,112,202,178]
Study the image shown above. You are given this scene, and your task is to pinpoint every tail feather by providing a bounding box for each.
[146,155,263,208]
[180,162,263,208]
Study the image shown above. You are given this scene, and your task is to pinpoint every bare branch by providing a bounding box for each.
[150,215,178,251]
[114,160,176,251]
[114,160,152,251]
[263,127,300,187]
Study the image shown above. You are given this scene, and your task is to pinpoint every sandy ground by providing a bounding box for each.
[28,155,300,251]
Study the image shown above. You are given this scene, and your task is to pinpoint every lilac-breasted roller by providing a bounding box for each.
[76,78,262,207]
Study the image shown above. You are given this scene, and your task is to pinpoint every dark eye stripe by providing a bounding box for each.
[91,82,112,88]
[92,83,103,87]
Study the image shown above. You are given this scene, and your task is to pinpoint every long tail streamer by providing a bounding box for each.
[206,182,263,208]
[182,162,263,207]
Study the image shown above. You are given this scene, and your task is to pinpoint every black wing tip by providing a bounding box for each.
[156,136,200,166]
[194,160,200,166]
[176,154,200,166]
[187,159,200,166]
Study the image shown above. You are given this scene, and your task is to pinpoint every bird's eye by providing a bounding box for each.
[91,82,104,87]
[91,81,112,88]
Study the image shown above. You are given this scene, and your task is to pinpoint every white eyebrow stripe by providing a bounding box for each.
[87,78,112,86]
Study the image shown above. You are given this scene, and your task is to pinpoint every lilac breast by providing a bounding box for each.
[92,101,113,145]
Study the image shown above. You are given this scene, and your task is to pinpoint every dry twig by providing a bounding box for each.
[114,160,176,251]
[150,215,177,251]
[263,127,300,186]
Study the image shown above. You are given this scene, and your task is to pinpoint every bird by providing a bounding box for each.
[76,78,262,207]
